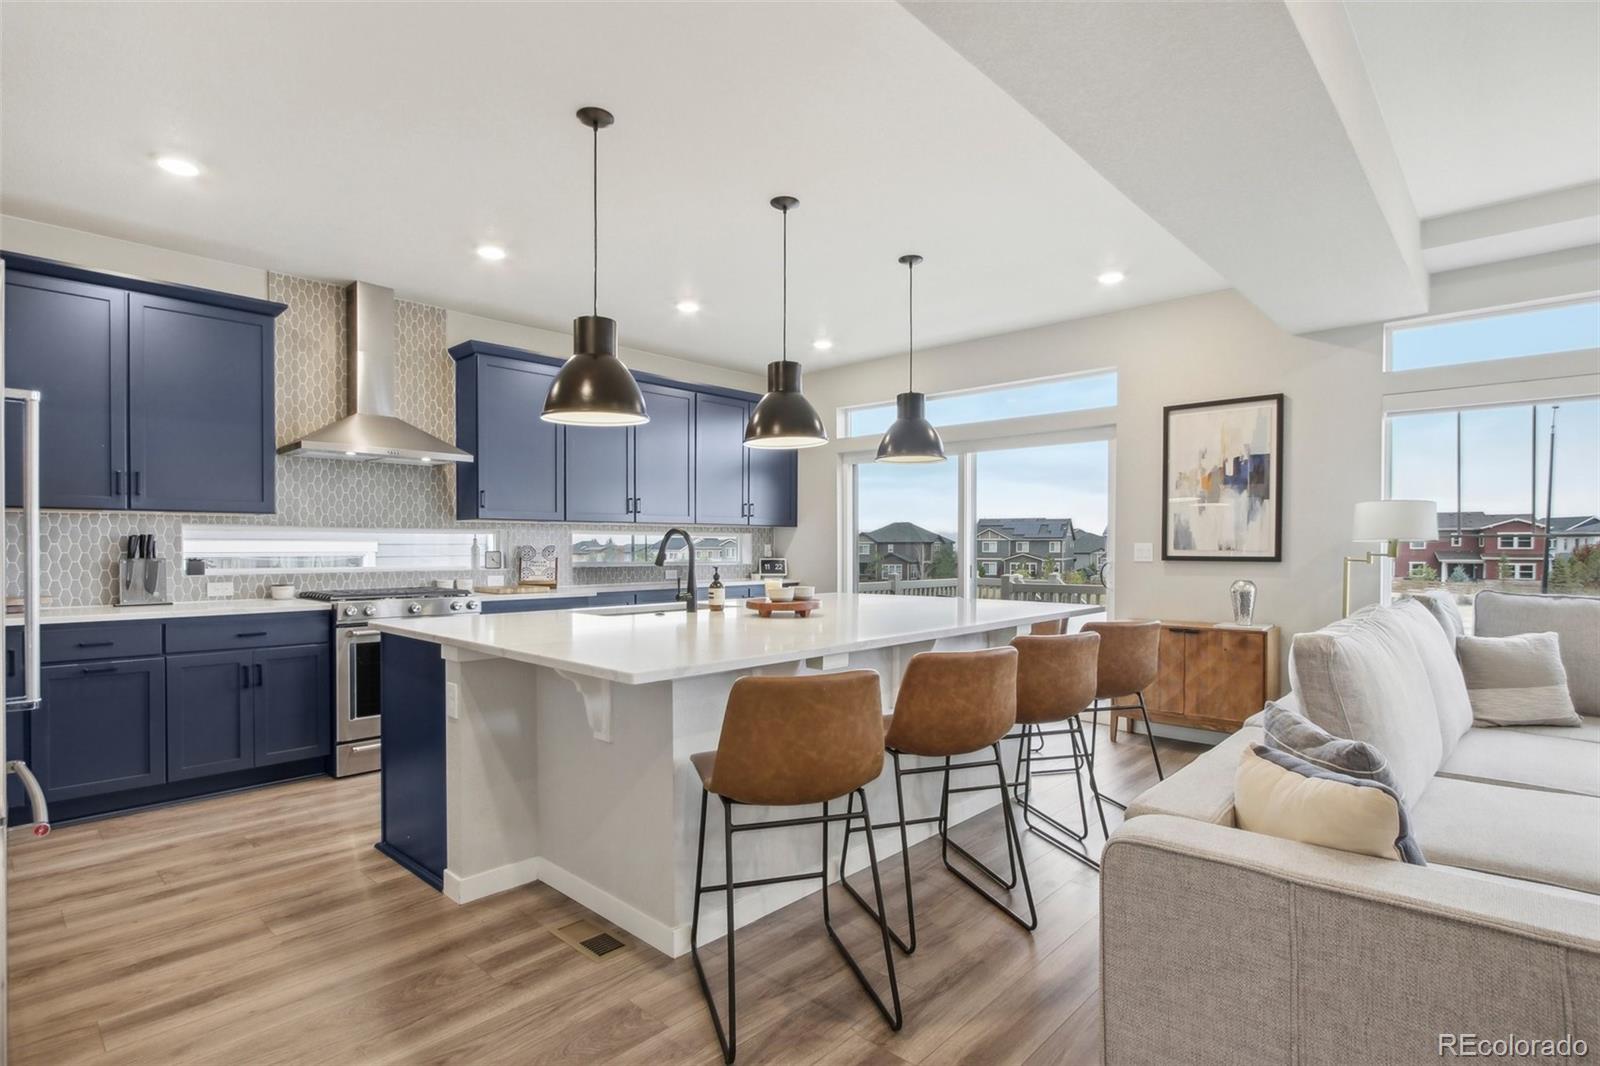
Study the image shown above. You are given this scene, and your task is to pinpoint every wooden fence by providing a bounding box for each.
[857,576,1108,605]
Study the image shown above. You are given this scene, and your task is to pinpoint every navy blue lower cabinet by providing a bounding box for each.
[36,656,166,801]
[588,592,635,607]
[253,643,331,766]
[166,650,254,781]
[378,635,446,889]
[634,589,681,605]
[479,596,589,615]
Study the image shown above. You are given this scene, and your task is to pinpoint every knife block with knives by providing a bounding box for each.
[115,533,172,606]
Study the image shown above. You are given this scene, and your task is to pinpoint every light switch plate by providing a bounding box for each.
[206,580,234,598]
[1133,542,1154,563]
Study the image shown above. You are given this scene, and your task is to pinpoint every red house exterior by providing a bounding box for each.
[1395,512,1600,583]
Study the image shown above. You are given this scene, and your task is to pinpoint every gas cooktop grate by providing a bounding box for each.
[299,587,468,602]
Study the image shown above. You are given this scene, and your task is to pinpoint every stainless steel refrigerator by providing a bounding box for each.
[1,258,53,1065]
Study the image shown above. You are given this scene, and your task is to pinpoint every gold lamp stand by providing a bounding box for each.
[1342,539,1397,618]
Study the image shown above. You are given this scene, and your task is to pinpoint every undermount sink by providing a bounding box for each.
[578,601,696,617]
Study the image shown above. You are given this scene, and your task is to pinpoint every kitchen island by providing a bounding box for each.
[372,592,1099,955]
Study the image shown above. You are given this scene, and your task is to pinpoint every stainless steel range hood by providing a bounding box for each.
[278,282,472,465]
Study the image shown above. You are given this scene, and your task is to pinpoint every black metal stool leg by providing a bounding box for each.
[823,789,903,1031]
[1137,692,1165,780]
[688,790,737,1064]
[1013,718,1103,872]
[937,744,1037,930]
[837,772,917,954]
[940,754,1020,892]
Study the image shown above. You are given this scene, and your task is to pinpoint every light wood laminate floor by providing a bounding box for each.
[7,725,1202,1065]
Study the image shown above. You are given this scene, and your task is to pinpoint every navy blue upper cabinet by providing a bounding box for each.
[565,423,635,522]
[128,293,276,513]
[253,643,331,766]
[166,650,254,781]
[693,392,799,527]
[632,383,696,524]
[4,271,129,510]
[2,256,285,514]
[693,393,750,525]
[453,349,564,521]
[35,656,166,801]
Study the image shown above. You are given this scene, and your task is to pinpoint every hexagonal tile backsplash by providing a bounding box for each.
[5,274,770,606]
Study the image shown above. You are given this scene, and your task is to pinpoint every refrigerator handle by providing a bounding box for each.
[6,762,48,836]
[4,387,42,710]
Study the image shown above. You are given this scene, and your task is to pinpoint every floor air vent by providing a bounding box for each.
[553,918,630,961]
[580,932,625,956]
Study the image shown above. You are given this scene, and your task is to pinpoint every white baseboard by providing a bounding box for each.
[535,858,682,958]
[442,857,541,903]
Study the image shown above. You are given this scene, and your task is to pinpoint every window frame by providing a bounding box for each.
[1497,534,1534,550]
[1408,561,1433,577]
[839,367,1117,439]
[1383,292,1600,374]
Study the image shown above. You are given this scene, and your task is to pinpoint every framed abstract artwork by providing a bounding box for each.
[1162,393,1284,561]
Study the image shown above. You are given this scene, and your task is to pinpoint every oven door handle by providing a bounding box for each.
[345,629,381,640]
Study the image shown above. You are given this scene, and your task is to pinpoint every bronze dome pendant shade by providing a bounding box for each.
[543,106,649,426]
[876,254,946,463]
[744,196,828,450]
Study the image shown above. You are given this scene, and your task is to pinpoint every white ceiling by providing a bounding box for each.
[1346,1,1600,219]
[0,1,1224,372]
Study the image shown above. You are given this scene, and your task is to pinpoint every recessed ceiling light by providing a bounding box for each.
[812,338,834,351]
[1097,270,1126,286]
[476,244,508,262]
[675,299,701,314]
[155,155,201,178]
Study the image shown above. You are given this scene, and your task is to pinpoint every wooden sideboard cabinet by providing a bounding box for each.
[1111,621,1281,735]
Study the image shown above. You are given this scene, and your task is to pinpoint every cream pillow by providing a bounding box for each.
[1235,745,1425,864]
[1456,632,1582,727]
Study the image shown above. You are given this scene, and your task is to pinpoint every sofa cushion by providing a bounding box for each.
[1289,604,1446,804]
[1437,728,1600,798]
[1457,632,1582,727]
[1261,701,1402,796]
[1409,590,1465,642]
[1388,599,1475,754]
[1475,590,1600,717]
[1410,776,1600,894]
[1236,745,1424,863]
[1125,726,1258,827]
[1506,717,1600,745]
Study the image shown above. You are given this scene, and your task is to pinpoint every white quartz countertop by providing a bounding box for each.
[371,593,1099,685]
[5,598,332,626]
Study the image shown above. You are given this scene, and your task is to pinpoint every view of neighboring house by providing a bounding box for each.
[572,535,741,566]
[976,517,1106,578]
[857,522,954,581]
[1395,512,1600,582]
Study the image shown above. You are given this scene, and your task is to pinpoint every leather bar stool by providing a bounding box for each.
[1082,620,1164,808]
[1009,631,1108,871]
[837,646,1034,955]
[689,670,901,1064]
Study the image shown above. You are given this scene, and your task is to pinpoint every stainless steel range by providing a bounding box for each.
[301,587,481,776]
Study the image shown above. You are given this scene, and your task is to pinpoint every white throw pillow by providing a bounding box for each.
[1457,632,1583,728]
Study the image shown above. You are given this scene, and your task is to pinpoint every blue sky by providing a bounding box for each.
[1390,301,1599,371]
[857,440,1110,540]
[1390,399,1600,518]
[848,371,1116,437]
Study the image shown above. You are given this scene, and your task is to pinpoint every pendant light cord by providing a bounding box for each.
[907,258,915,392]
[781,203,789,368]
[592,123,599,318]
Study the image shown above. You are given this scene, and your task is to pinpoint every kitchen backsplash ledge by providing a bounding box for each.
[5,272,772,607]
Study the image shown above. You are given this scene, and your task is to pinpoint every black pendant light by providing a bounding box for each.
[744,196,828,450]
[542,106,649,426]
[876,254,946,463]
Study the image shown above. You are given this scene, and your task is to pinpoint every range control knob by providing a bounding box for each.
[362,605,377,617]
[449,600,465,611]
[465,600,480,611]
[408,603,423,615]
[343,606,358,618]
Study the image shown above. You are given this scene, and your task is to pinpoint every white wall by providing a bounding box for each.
[786,246,1600,672]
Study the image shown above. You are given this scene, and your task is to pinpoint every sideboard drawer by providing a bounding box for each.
[42,622,164,664]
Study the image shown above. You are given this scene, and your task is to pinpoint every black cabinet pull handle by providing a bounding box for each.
[235,631,269,638]
[241,664,250,689]
[479,490,486,509]
[113,469,124,495]
[75,640,114,648]
[254,664,263,687]
[132,470,142,496]
[81,665,117,675]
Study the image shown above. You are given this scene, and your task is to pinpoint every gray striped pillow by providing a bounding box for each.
[1261,700,1402,797]
[1456,632,1581,727]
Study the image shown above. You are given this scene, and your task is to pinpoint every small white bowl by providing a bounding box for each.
[769,586,796,602]
[764,579,785,599]
[268,584,297,600]
[790,585,815,600]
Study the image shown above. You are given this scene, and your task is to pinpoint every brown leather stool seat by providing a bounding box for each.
[1082,620,1165,804]
[688,671,901,1063]
[1008,632,1110,870]
[838,647,1036,954]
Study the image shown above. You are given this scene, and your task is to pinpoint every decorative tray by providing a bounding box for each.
[744,597,822,618]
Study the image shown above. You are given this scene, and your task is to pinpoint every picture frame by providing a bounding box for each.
[1162,393,1285,562]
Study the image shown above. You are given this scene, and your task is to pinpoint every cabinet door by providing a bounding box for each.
[473,356,564,520]
[747,446,797,527]
[565,425,634,522]
[167,650,254,781]
[36,657,166,800]
[1145,626,1190,717]
[127,293,275,513]
[1183,628,1267,728]
[4,271,129,510]
[693,394,750,525]
[632,383,696,525]
[253,643,331,766]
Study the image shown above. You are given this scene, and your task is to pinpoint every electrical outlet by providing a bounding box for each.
[445,681,460,720]
[206,580,234,598]
[1133,542,1154,563]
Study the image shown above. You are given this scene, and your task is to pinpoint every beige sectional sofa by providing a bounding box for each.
[1101,591,1600,1065]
